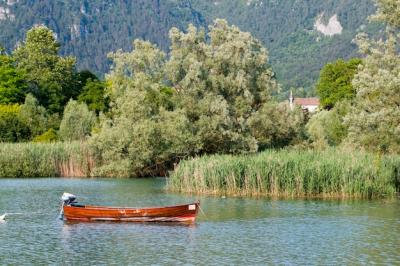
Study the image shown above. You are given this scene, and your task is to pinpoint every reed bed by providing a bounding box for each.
[168,149,400,198]
[0,142,93,177]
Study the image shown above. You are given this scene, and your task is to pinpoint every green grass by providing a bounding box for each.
[0,142,93,177]
[168,149,400,198]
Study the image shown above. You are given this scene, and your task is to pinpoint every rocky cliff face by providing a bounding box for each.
[314,14,343,36]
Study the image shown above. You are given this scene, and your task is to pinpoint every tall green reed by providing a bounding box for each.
[0,142,93,177]
[168,149,400,198]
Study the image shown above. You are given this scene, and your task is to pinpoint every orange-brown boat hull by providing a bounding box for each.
[63,202,200,223]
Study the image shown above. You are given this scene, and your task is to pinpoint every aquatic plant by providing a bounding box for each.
[168,148,400,198]
[0,142,93,177]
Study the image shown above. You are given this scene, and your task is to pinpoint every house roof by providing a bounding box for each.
[294,98,320,106]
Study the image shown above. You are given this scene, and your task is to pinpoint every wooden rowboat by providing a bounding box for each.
[60,193,200,223]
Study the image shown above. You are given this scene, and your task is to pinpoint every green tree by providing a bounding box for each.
[59,100,96,141]
[307,100,350,149]
[248,102,305,149]
[19,94,48,138]
[166,19,278,153]
[0,104,30,142]
[76,70,99,86]
[0,55,27,104]
[370,0,400,28]
[91,40,197,177]
[91,20,283,177]
[106,39,166,99]
[13,25,76,113]
[345,0,400,153]
[316,58,362,110]
[91,92,195,177]
[78,79,109,114]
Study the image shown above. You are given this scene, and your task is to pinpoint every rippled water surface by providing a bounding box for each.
[0,178,399,265]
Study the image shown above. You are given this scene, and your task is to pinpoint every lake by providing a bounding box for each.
[0,178,399,265]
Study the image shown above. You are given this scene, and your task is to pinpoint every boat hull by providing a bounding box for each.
[63,202,200,223]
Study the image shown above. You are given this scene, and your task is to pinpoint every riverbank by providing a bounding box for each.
[167,149,400,199]
[0,142,93,177]
[1,142,400,199]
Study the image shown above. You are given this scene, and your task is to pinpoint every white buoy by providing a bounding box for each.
[0,213,7,221]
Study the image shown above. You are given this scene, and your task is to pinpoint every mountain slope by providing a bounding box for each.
[0,0,379,94]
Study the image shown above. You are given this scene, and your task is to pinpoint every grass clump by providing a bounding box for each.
[0,142,93,177]
[168,149,400,198]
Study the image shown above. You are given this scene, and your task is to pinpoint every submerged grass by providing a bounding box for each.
[0,142,93,177]
[168,149,400,198]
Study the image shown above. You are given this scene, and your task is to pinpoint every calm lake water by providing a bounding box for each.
[0,178,399,265]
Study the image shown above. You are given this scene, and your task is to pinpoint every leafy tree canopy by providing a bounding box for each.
[0,104,30,142]
[78,79,109,114]
[345,0,400,153]
[91,19,298,177]
[307,100,350,149]
[316,58,362,110]
[249,102,305,150]
[13,25,77,113]
[19,94,49,138]
[0,55,27,104]
[371,0,400,28]
[166,19,278,153]
[59,99,96,141]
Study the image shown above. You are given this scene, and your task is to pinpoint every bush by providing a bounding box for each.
[248,102,306,149]
[59,100,96,141]
[32,128,58,143]
[0,104,30,142]
[19,94,49,138]
[306,101,349,149]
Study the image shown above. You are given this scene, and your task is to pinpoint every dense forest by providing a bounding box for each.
[0,0,379,95]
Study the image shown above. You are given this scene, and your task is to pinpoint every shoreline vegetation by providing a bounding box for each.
[167,149,400,199]
[0,0,399,200]
[0,142,93,178]
[0,143,399,199]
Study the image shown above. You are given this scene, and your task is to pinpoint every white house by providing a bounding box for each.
[289,91,320,112]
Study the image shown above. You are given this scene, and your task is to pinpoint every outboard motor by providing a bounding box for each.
[61,193,77,205]
[59,193,77,220]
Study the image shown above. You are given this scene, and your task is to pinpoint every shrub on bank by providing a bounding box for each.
[168,149,400,198]
[32,128,58,143]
